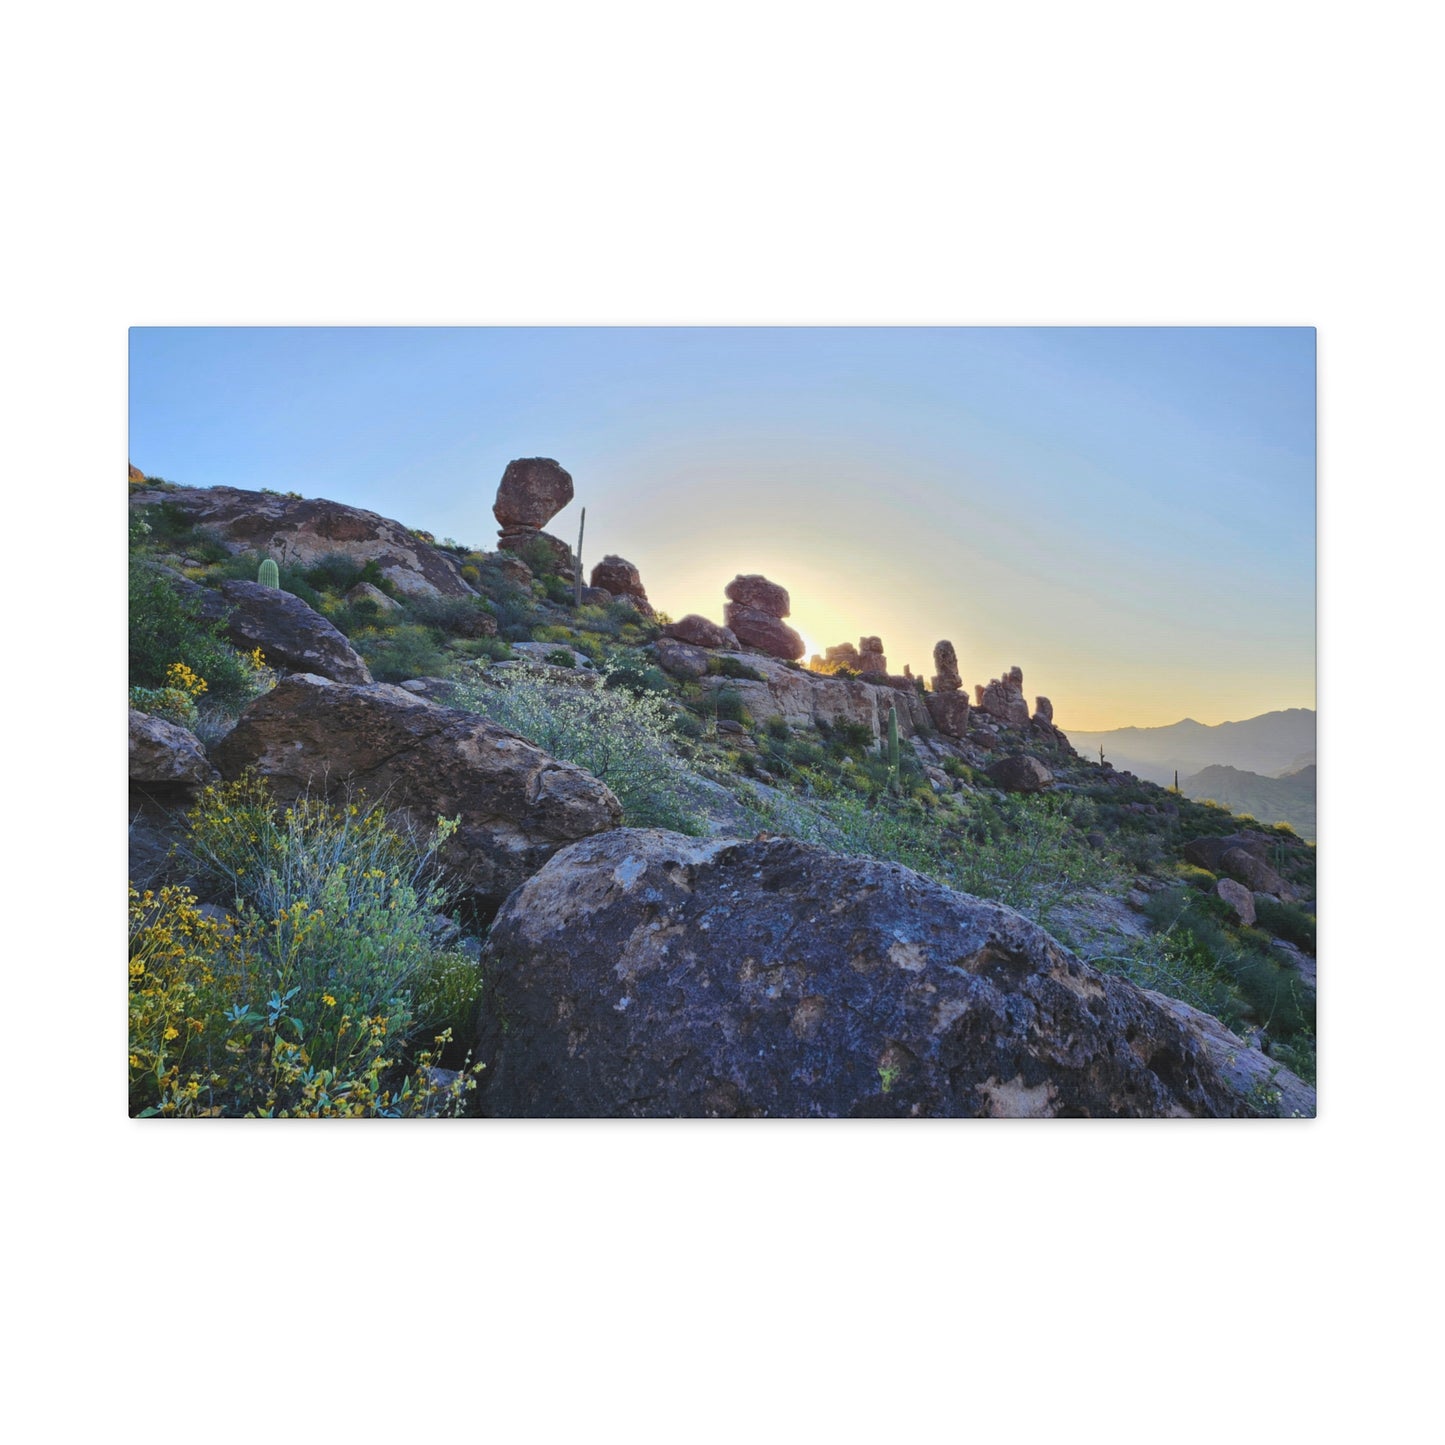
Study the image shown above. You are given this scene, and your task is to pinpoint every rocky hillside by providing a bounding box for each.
[128,458,1317,1118]
[1181,763,1316,841]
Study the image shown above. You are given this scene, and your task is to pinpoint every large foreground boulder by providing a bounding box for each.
[477,829,1248,1118]
[127,485,475,598]
[211,675,622,916]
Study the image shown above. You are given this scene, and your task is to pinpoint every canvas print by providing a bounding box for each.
[127,327,1316,1118]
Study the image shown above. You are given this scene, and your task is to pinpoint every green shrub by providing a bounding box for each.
[302,552,388,594]
[712,686,751,725]
[354,624,449,682]
[401,593,497,637]
[128,685,200,730]
[129,556,256,708]
[605,652,672,698]
[708,655,764,681]
[452,667,703,832]
[546,647,577,668]
[130,775,481,1117]
[1253,896,1317,954]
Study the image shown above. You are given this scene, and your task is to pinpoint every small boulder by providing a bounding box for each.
[129,710,219,789]
[578,586,613,607]
[1215,877,1256,926]
[725,574,790,617]
[493,457,574,532]
[494,554,535,588]
[589,555,654,616]
[664,614,739,650]
[655,637,711,680]
[345,580,401,614]
[986,753,1053,793]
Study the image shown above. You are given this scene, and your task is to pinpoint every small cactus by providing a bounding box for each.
[258,557,280,588]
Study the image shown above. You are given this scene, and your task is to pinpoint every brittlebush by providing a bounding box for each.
[128,776,482,1117]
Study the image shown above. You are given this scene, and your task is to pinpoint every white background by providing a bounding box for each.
[6,2,1439,1441]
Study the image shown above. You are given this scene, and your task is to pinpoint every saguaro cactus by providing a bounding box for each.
[573,506,587,608]
[888,705,900,792]
[258,557,280,588]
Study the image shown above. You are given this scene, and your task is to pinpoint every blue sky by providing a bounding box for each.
[129,326,1315,729]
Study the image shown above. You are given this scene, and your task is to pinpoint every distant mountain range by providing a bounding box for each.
[1065,709,1316,839]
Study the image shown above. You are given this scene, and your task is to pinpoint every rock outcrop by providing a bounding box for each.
[684,650,941,744]
[1034,696,1054,725]
[986,753,1054,793]
[931,640,962,694]
[858,636,888,677]
[492,458,576,578]
[128,463,146,484]
[127,485,475,598]
[589,555,654,616]
[192,579,374,685]
[129,710,219,789]
[722,575,804,662]
[925,690,971,738]
[664,614,739,650]
[477,829,1248,1118]
[976,666,1032,727]
[211,675,623,916]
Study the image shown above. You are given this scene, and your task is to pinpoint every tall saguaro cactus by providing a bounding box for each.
[888,705,900,793]
[258,557,280,589]
[573,507,587,608]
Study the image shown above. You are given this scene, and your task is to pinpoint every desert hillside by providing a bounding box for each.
[128,459,1317,1118]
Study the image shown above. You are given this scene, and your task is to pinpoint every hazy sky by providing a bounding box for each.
[129,327,1315,731]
